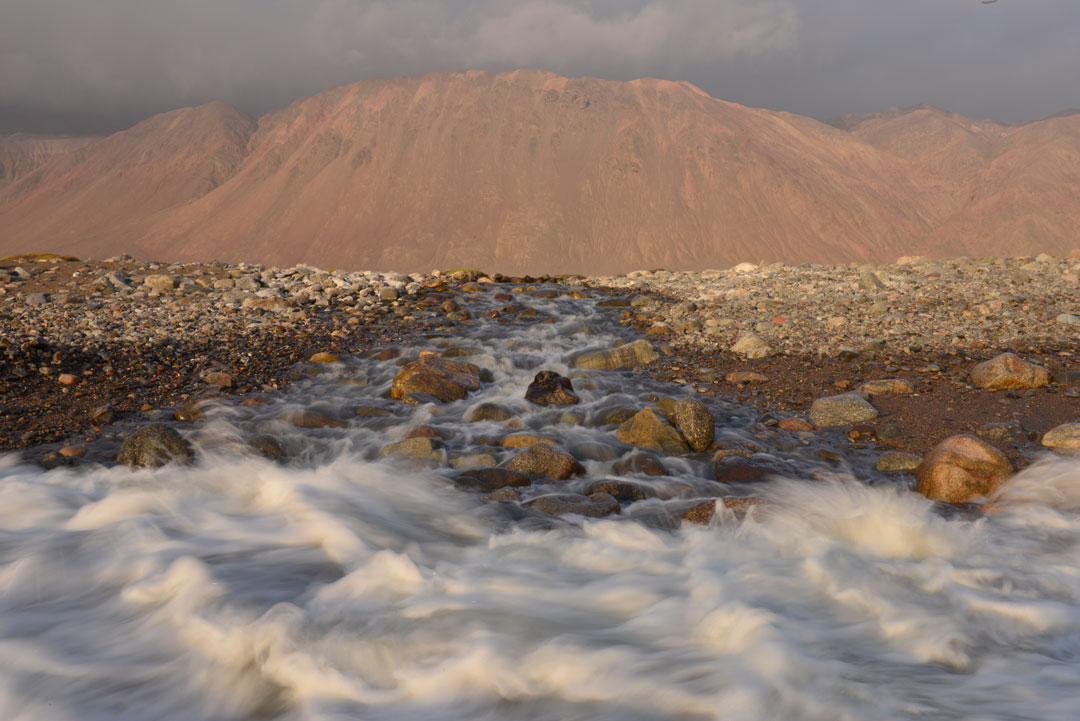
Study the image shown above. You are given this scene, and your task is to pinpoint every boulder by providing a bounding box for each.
[615,408,690,455]
[505,443,577,480]
[526,493,620,518]
[525,370,580,406]
[1041,423,1080,451]
[117,425,194,468]
[672,399,714,452]
[915,434,1014,503]
[809,392,879,428]
[390,354,482,402]
[969,353,1050,389]
[571,339,660,370]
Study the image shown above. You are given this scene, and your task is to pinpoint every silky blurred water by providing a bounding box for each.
[2,287,1080,721]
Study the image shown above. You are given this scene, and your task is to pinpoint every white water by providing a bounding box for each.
[3,288,1080,720]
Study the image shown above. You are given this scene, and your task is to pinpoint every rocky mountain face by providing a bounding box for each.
[1,71,1077,273]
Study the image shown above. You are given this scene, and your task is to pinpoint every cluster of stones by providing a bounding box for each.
[585,253,1080,359]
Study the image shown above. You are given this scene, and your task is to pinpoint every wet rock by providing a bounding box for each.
[404,425,448,440]
[969,352,1050,389]
[287,411,346,429]
[58,446,85,458]
[915,434,1014,503]
[117,424,194,468]
[777,417,814,432]
[450,453,498,469]
[173,399,206,421]
[809,392,879,428]
[501,433,556,449]
[250,435,284,460]
[615,408,690,455]
[596,407,638,426]
[204,371,233,387]
[464,402,516,422]
[90,404,115,425]
[525,370,580,406]
[672,399,714,452]
[858,378,914,395]
[454,467,531,492]
[725,371,768,385]
[730,332,771,359]
[571,339,660,370]
[714,455,785,483]
[482,487,521,503]
[309,352,341,363]
[681,497,764,525]
[876,452,923,472]
[612,451,669,476]
[584,479,649,503]
[379,437,445,462]
[1041,423,1080,451]
[391,354,482,403]
[505,443,577,480]
[526,493,620,518]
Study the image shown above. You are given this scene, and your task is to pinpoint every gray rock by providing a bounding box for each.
[859,270,886,291]
[808,392,879,428]
[25,292,49,306]
[1057,313,1080,325]
[117,425,194,468]
[1042,423,1080,451]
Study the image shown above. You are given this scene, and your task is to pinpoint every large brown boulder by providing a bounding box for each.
[390,354,482,402]
[615,408,690,455]
[525,370,580,406]
[915,434,1014,503]
[969,353,1050,389]
[505,443,578,480]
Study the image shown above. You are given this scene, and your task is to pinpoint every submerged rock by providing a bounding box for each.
[672,399,714,452]
[454,467,531,492]
[615,408,690,455]
[571,339,660,370]
[525,370,580,406]
[117,424,194,468]
[612,451,669,476]
[526,493,620,518]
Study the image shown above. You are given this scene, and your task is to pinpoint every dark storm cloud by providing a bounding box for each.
[0,0,1076,135]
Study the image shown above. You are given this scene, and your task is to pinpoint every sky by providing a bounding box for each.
[1,0,1077,135]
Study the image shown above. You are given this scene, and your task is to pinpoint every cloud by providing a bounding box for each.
[0,0,798,133]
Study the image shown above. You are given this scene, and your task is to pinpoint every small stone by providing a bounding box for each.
[1056,313,1080,325]
[482,487,521,503]
[525,370,580,406]
[714,456,784,483]
[970,353,1050,389]
[463,403,515,422]
[117,424,194,468]
[571,339,660,370]
[876,452,923,472]
[58,446,86,457]
[859,270,886,291]
[250,435,284,460]
[612,452,669,476]
[777,417,814,432]
[143,274,178,291]
[204,371,233,387]
[584,479,649,503]
[287,411,346,429]
[615,408,690,455]
[174,399,206,421]
[90,405,115,425]
[501,434,556,449]
[1041,423,1080,451]
[915,434,1014,503]
[858,378,914,395]
[450,453,498,469]
[57,373,77,385]
[378,286,399,301]
[809,393,879,428]
[379,437,445,462]
[730,332,771,359]
[25,292,49,306]
[309,352,341,363]
[725,371,768,385]
[681,497,764,524]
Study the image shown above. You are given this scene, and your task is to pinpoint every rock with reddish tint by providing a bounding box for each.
[526,493,620,518]
[117,424,194,468]
[57,373,77,385]
[505,443,577,480]
[615,408,690,455]
[501,434,556,449]
[777,417,814,431]
[715,455,786,484]
[404,425,448,440]
[612,451,669,476]
[464,402,516,422]
[915,434,1014,503]
[204,371,233,387]
[454,468,532,492]
[672,399,714,452]
[390,354,481,403]
[969,353,1050,389]
[584,479,650,503]
[1041,423,1080,451]
[525,370,580,406]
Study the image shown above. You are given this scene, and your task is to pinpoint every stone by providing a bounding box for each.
[505,443,577,480]
[681,497,764,525]
[501,434,556,449]
[391,354,482,402]
[378,286,399,301]
[204,371,233,387]
[1041,423,1080,451]
[57,373,77,385]
[1056,313,1080,325]
[596,407,638,426]
[483,487,521,503]
[725,371,768,385]
[714,456,785,483]
[526,493,620,518]
[379,437,445,462]
[463,402,515,422]
[876,452,923,472]
[309,352,341,363]
[450,453,498,469]
[59,446,86,458]
[117,424,194,468]
[143,274,178,291]
[250,435,284,460]
[615,408,690,455]
[777,417,814,432]
[969,352,1050,389]
[90,405,115,425]
[672,399,714,452]
[25,292,49,306]
[859,270,886,291]
[612,451,669,476]
[287,411,346,429]
[174,399,206,421]
[454,467,531,492]
[730,332,771,359]
[915,434,1014,503]
[809,393,879,428]
[584,479,649,503]
[858,378,914,395]
[571,339,660,370]
[525,370,580,406]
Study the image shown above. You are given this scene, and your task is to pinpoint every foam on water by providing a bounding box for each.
[3,288,1080,720]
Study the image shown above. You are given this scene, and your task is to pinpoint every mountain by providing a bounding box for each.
[0,71,1077,273]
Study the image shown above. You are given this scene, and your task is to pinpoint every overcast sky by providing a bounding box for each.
[1,0,1077,135]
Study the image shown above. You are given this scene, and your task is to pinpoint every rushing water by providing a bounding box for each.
[3,286,1080,721]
